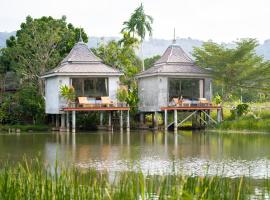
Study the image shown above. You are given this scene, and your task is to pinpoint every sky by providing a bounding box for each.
[0,0,270,43]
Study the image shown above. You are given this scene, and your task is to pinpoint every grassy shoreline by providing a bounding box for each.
[0,124,51,132]
[0,158,269,199]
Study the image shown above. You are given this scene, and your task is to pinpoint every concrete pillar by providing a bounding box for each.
[72,110,76,133]
[66,111,70,131]
[120,110,123,129]
[174,109,178,132]
[60,113,65,132]
[51,115,55,126]
[153,112,158,130]
[217,108,222,123]
[108,111,112,127]
[164,110,168,131]
[127,110,130,131]
[100,112,104,126]
[55,114,59,128]
[139,113,144,127]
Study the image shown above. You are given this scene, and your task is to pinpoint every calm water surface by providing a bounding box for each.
[0,130,270,178]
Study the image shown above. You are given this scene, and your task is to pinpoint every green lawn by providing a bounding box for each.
[214,102,270,132]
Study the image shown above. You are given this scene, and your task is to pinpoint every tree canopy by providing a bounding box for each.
[0,15,88,95]
[122,3,153,71]
[193,39,270,101]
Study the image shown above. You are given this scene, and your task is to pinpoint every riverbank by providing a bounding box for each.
[212,104,270,132]
[0,124,51,132]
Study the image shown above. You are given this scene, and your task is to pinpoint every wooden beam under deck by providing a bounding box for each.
[160,106,221,111]
[63,107,130,111]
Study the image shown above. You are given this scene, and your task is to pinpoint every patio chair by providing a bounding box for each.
[78,97,97,107]
[198,98,211,106]
[101,97,114,107]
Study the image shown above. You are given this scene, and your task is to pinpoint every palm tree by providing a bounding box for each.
[122,3,153,71]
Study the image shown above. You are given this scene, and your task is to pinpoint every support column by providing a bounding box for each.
[164,110,168,131]
[60,113,65,132]
[153,111,158,130]
[72,110,76,133]
[217,108,222,123]
[51,115,55,126]
[139,113,144,127]
[174,109,178,132]
[55,114,59,128]
[127,110,130,131]
[120,110,123,130]
[66,111,70,132]
[100,112,104,126]
[108,111,112,127]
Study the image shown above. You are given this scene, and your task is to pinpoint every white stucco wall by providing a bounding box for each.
[45,76,70,114]
[157,76,168,108]
[138,76,160,112]
[108,76,119,101]
[204,78,212,101]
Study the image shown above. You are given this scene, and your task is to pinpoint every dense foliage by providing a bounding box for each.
[93,33,141,113]
[193,39,270,102]
[0,16,87,124]
[144,55,161,70]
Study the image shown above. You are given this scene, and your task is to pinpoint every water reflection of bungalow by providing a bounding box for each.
[41,38,130,132]
[137,40,221,131]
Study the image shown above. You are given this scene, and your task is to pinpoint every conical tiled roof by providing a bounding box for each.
[61,42,102,64]
[155,44,193,64]
[136,43,211,78]
[42,41,123,78]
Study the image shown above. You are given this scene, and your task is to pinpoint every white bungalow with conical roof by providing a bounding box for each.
[136,42,212,113]
[41,39,123,115]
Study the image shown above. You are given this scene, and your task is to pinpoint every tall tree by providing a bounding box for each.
[0,15,88,95]
[122,3,153,71]
[144,55,161,70]
[193,38,270,101]
[93,33,141,113]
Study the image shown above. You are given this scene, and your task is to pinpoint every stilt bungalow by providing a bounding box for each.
[136,41,221,130]
[41,38,130,132]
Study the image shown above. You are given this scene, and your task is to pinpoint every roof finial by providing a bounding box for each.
[172,28,176,44]
[79,28,83,43]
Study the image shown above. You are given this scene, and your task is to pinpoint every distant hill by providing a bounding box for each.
[1,32,270,60]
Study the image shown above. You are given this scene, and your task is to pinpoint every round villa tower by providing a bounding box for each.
[136,41,213,130]
[41,38,124,132]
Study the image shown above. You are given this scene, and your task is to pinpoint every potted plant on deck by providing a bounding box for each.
[60,85,76,108]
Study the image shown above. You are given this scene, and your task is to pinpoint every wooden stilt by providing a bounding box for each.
[60,113,65,132]
[217,108,222,123]
[120,110,123,129]
[55,114,59,128]
[127,110,130,131]
[174,109,177,132]
[51,115,55,126]
[139,113,144,127]
[108,111,112,128]
[164,109,168,131]
[66,111,70,132]
[154,111,158,130]
[100,112,104,126]
[72,110,76,133]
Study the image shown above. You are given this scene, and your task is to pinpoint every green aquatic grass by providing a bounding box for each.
[0,158,270,199]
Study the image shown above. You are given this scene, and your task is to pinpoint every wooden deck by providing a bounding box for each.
[161,105,222,132]
[62,106,130,133]
[161,105,221,111]
[63,107,130,111]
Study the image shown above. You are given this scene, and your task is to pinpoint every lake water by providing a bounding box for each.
[0,130,270,178]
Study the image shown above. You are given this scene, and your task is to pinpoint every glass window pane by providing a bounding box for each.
[72,79,83,97]
[169,79,200,100]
